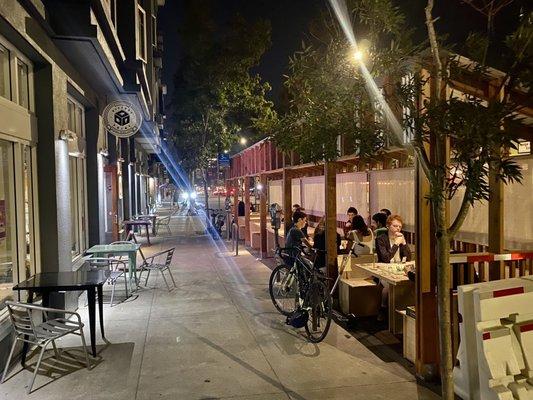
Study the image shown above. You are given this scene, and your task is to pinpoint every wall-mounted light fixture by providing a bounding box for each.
[59,129,77,141]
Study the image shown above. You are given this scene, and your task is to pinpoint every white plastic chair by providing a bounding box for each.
[1,301,90,394]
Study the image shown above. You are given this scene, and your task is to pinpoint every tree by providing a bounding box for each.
[273,1,530,398]
[168,0,277,212]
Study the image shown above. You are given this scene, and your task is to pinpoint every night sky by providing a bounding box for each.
[158,0,527,106]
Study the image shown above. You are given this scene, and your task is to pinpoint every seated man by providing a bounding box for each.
[375,214,412,263]
[284,210,312,264]
[375,214,412,321]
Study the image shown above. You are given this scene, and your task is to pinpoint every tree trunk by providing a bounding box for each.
[435,198,454,400]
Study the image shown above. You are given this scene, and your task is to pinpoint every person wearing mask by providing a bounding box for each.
[371,212,388,238]
[343,207,358,237]
[375,214,412,321]
[312,216,341,269]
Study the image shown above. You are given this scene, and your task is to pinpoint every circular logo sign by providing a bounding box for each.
[103,101,142,138]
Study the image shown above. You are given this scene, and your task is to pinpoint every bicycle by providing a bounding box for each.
[269,246,332,343]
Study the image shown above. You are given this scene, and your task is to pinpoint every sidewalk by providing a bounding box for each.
[0,215,440,399]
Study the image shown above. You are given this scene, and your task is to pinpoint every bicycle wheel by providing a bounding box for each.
[269,264,299,316]
[304,280,332,343]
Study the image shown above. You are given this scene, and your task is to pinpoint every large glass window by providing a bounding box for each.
[0,140,15,311]
[0,44,10,100]
[137,4,147,61]
[67,96,87,259]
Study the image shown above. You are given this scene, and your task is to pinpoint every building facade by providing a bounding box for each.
[0,0,166,364]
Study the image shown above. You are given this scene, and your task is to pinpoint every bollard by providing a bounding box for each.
[234,224,239,256]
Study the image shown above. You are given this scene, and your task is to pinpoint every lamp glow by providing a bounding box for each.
[256,183,263,191]
[190,192,197,199]
[239,137,247,145]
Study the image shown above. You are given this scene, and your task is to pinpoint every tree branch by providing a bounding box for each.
[413,143,434,184]
[425,0,443,97]
[448,188,471,237]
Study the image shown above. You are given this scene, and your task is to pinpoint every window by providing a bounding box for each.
[0,140,37,311]
[16,60,29,109]
[0,140,15,310]
[0,34,33,110]
[0,44,10,100]
[67,96,87,259]
[67,98,85,138]
[152,15,157,47]
[137,4,147,61]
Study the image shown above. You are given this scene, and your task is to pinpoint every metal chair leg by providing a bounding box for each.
[52,340,60,358]
[79,328,91,369]
[166,267,177,288]
[1,337,18,383]
[160,270,171,291]
[27,344,47,394]
[145,270,152,286]
[123,272,129,298]
[110,279,116,307]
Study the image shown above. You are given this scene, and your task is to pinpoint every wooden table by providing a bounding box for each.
[123,220,152,244]
[340,257,415,334]
[86,243,140,290]
[13,269,108,357]
[136,214,157,235]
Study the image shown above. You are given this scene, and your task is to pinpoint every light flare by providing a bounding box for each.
[328,0,409,148]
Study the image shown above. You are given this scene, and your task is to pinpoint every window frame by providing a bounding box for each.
[0,33,34,112]
[152,14,157,47]
[136,3,147,62]
[0,138,39,315]
[67,95,88,260]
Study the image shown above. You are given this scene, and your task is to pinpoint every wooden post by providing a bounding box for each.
[244,177,251,246]
[282,168,292,234]
[324,162,337,286]
[259,174,268,258]
[415,70,439,380]
[488,80,505,280]
[233,178,239,231]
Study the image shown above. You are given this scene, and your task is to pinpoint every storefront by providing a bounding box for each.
[0,33,38,312]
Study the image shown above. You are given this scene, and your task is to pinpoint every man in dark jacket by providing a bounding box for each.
[375,214,412,263]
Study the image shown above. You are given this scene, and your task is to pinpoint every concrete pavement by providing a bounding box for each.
[0,214,440,399]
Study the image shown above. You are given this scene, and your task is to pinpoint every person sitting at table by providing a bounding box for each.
[375,214,412,263]
[312,216,341,269]
[284,210,312,263]
[343,207,358,237]
[375,214,412,321]
[371,212,388,238]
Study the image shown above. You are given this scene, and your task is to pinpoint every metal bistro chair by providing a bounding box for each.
[86,257,128,306]
[138,248,177,291]
[155,215,172,235]
[109,240,141,286]
[1,301,91,394]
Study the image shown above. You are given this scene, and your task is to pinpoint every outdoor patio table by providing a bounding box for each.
[353,262,415,334]
[123,220,152,244]
[13,269,108,357]
[86,243,141,290]
[136,214,157,235]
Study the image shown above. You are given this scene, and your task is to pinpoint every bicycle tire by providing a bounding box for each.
[269,264,299,316]
[304,280,332,343]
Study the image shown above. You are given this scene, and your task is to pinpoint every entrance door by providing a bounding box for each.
[104,165,119,242]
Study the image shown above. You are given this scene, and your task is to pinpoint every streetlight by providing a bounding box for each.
[240,137,247,145]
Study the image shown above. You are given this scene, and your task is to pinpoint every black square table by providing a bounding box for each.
[13,269,108,358]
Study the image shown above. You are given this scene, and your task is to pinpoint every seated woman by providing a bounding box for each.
[345,215,373,255]
[375,214,412,263]
[375,214,412,321]
[312,216,341,269]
